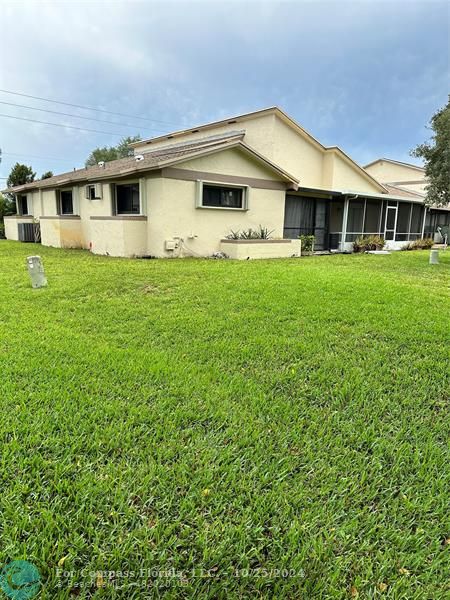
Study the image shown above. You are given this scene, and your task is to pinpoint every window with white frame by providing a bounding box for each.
[85,184,102,200]
[197,181,248,210]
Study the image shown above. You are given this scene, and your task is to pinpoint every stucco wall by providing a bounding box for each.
[364,161,426,186]
[147,177,286,257]
[221,239,301,259]
[146,146,288,258]
[89,217,148,257]
[178,146,283,180]
[40,217,83,248]
[330,152,386,194]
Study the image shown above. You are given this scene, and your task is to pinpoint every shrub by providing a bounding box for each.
[299,235,315,253]
[226,226,274,240]
[401,238,434,251]
[0,222,4,240]
[353,235,385,253]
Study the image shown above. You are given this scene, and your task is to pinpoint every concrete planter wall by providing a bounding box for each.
[220,238,301,259]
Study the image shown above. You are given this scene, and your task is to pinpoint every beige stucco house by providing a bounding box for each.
[4,107,450,257]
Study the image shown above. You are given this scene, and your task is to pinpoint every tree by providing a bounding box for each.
[0,192,15,237]
[0,193,15,218]
[85,135,142,167]
[6,163,36,189]
[5,163,36,212]
[411,97,450,207]
[41,171,54,180]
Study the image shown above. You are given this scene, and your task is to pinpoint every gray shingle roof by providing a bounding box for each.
[384,183,425,199]
[5,130,247,193]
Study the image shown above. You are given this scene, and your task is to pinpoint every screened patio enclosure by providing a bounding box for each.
[283,195,330,250]
[283,193,429,250]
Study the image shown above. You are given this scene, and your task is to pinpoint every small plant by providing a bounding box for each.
[255,225,274,239]
[401,238,434,251]
[353,235,385,253]
[225,225,274,240]
[299,235,315,253]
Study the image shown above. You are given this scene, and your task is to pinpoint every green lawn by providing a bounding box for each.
[0,240,448,599]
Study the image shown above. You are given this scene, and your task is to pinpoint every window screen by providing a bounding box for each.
[329,200,344,232]
[347,200,365,233]
[364,200,382,233]
[386,207,396,230]
[396,203,411,234]
[410,205,424,234]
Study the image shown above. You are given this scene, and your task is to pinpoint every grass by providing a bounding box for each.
[0,240,449,599]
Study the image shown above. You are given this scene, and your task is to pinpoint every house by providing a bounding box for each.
[4,107,450,258]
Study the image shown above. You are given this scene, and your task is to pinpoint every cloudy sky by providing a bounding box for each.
[0,0,448,182]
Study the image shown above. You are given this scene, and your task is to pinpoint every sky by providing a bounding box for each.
[0,0,448,183]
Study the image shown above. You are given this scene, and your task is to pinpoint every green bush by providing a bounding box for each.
[0,222,5,240]
[226,225,274,240]
[401,238,434,251]
[299,235,315,253]
[353,235,385,253]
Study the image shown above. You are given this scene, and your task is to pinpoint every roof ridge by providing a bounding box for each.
[364,157,425,171]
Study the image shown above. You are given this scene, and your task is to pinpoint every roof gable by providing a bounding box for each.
[132,107,387,194]
[364,157,425,172]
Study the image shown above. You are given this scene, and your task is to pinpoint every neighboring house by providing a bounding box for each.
[4,107,450,257]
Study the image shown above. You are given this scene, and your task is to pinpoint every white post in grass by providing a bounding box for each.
[429,249,439,265]
[26,256,48,288]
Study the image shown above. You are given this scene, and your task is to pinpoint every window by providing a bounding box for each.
[18,195,29,215]
[115,183,140,214]
[86,184,102,200]
[59,190,74,215]
[201,184,245,209]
